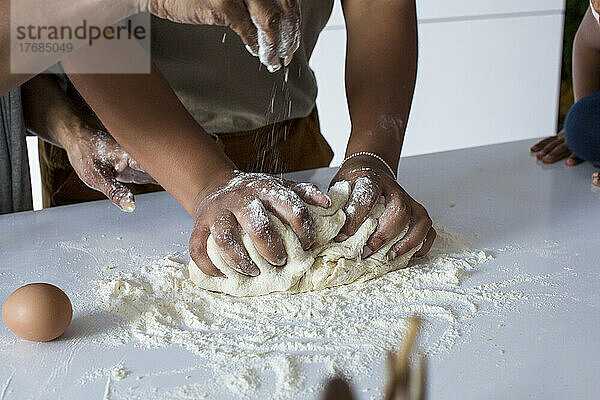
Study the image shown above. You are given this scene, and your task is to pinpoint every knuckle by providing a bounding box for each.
[378,218,401,240]
[265,10,282,31]
[389,201,409,221]
[395,194,409,211]
[241,205,272,238]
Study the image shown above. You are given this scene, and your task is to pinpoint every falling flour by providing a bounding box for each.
[90,227,538,398]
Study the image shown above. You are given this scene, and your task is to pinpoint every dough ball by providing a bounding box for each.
[189,181,421,297]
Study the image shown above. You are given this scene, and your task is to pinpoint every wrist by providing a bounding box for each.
[189,164,237,217]
[345,128,401,171]
[342,152,396,179]
[49,109,87,151]
[340,153,396,180]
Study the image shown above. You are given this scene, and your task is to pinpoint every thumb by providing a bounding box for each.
[84,163,136,212]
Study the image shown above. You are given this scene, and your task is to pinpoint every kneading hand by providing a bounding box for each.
[141,0,301,72]
[64,127,155,212]
[189,171,331,277]
[331,155,436,261]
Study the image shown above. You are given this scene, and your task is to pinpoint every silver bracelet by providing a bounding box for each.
[341,152,397,179]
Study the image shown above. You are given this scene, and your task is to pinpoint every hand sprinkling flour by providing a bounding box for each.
[189,171,331,278]
[143,0,301,71]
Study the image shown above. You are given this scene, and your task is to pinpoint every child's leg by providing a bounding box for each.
[564,91,600,166]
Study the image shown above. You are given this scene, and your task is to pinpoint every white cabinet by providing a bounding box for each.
[326,0,565,27]
[311,1,565,164]
[416,0,564,21]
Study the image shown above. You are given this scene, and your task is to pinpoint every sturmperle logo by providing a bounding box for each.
[10,3,151,74]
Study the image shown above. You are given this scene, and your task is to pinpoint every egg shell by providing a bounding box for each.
[2,283,73,342]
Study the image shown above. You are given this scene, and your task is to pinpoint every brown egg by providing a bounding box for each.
[2,283,73,342]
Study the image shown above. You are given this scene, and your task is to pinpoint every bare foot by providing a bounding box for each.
[593,172,600,187]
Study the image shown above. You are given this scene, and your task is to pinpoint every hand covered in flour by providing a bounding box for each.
[141,0,301,71]
[331,155,436,260]
[189,171,331,277]
[64,128,156,212]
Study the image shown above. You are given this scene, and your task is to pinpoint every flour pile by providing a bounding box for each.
[90,227,537,398]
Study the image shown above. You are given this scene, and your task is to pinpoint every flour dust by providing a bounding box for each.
[84,226,552,399]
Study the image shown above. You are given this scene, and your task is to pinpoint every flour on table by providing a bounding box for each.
[90,225,548,398]
[79,363,129,385]
[189,181,420,296]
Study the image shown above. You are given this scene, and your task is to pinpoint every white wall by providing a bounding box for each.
[26,136,42,210]
[311,0,565,165]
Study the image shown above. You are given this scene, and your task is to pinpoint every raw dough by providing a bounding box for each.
[189,181,421,296]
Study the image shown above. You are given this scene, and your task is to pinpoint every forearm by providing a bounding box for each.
[21,75,86,148]
[573,8,600,102]
[341,0,417,169]
[1,0,141,95]
[62,48,235,215]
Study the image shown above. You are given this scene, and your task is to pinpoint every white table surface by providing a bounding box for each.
[1,138,599,399]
